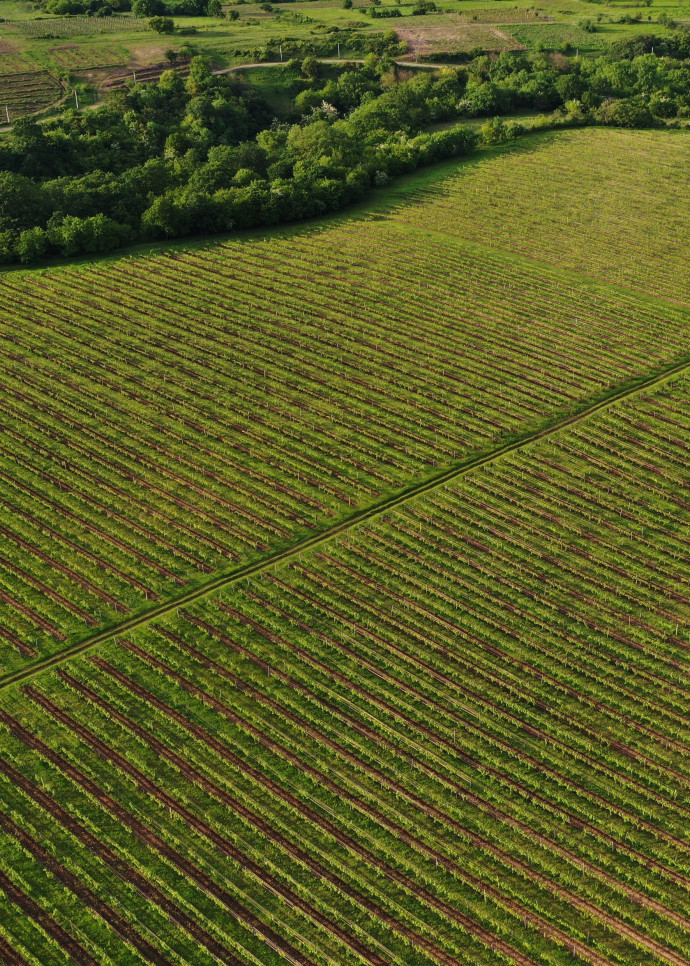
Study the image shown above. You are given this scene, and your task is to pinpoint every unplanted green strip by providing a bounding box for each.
[2,352,690,692]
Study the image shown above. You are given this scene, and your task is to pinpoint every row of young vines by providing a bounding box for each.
[1,373,690,964]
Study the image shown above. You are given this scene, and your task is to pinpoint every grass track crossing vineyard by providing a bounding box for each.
[3,372,690,964]
[0,127,688,672]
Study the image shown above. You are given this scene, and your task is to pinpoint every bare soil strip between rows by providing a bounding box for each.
[3,350,690,692]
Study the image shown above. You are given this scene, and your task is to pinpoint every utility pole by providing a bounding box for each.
[4,106,9,125]
[133,70,137,82]
[75,89,80,110]
[337,42,340,57]
[279,44,283,61]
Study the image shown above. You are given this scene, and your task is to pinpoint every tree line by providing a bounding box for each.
[0,33,688,265]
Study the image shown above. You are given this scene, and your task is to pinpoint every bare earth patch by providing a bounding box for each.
[99,58,191,92]
[396,17,524,54]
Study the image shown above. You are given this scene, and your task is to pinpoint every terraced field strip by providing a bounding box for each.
[0,69,62,117]
[0,40,37,75]
[49,44,128,70]
[3,350,690,693]
[5,17,144,38]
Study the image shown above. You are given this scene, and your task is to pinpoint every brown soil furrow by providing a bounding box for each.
[0,706,318,966]
[0,587,64,641]
[0,755,250,966]
[345,527,690,767]
[79,660,532,966]
[211,601,690,935]
[0,458,201,579]
[257,569,690,857]
[4,360,319,524]
[1,381,295,541]
[0,809,173,966]
[0,626,37,660]
[0,406,268,553]
[130,630,624,966]
[294,559,690,810]
[0,496,157,598]
[0,553,96,625]
[0,435,233,565]
[0,867,97,966]
[20,688,390,966]
[0,523,127,612]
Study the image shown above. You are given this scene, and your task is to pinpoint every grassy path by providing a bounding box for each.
[2,348,690,692]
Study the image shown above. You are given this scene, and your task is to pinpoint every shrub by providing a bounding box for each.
[16,227,48,263]
[149,15,175,31]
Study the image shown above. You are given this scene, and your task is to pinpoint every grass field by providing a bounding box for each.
[508,22,612,51]
[0,128,688,673]
[47,43,128,69]
[401,128,690,305]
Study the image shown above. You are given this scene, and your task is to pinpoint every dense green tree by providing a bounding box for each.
[597,97,657,127]
[0,172,51,232]
[301,57,320,80]
[16,227,48,263]
[149,15,175,31]
[133,0,167,14]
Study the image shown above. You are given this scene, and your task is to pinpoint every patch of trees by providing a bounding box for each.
[241,28,408,62]
[40,0,224,14]
[132,0,220,15]
[456,40,690,121]
[0,36,687,265]
[370,7,403,18]
[42,0,131,14]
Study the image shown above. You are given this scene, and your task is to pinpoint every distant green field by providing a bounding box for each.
[0,0,686,101]
[509,21,611,50]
